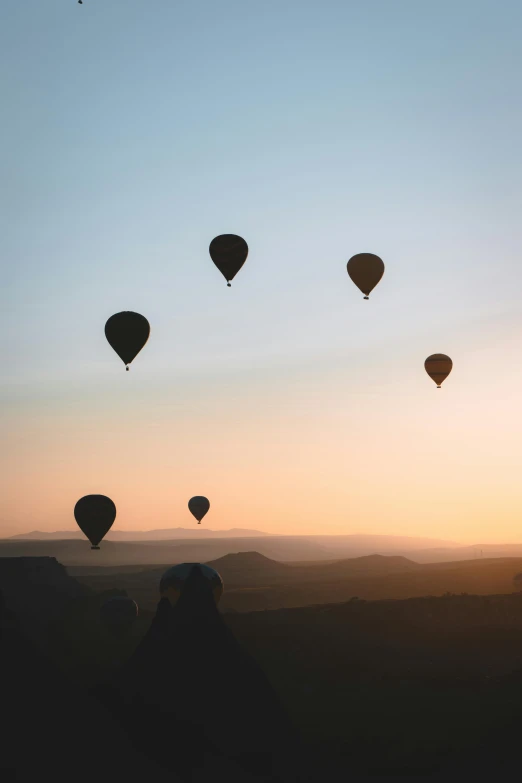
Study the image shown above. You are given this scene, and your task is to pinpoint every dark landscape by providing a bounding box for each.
[3,538,522,780]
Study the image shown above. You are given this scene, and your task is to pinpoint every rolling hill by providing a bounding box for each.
[67,551,522,613]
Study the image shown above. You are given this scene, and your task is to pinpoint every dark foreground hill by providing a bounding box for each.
[0,560,299,782]
[226,592,522,779]
[0,557,88,647]
[0,594,168,783]
[4,556,522,779]
[15,569,522,779]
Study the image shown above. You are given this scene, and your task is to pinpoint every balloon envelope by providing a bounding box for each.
[425,354,453,387]
[160,563,223,604]
[209,234,248,285]
[347,253,385,298]
[74,495,116,548]
[100,597,138,634]
[105,311,150,369]
[188,496,210,523]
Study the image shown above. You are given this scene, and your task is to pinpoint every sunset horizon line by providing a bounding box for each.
[6,526,522,548]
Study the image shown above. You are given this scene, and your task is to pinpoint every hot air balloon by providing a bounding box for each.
[425,354,453,388]
[188,496,210,525]
[347,253,385,299]
[209,234,248,286]
[105,311,150,370]
[160,563,223,606]
[100,596,138,635]
[74,494,116,549]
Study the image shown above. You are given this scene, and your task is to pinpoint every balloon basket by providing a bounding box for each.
[91,546,101,550]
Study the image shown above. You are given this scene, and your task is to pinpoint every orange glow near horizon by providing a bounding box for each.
[4,321,522,545]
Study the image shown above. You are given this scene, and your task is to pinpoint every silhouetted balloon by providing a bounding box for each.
[425,354,453,388]
[100,597,138,634]
[74,495,116,549]
[160,563,223,605]
[347,253,385,299]
[188,496,210,525]
[105,312,150,370]
[209,234,248,286]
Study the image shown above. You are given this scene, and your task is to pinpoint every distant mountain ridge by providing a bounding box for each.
[7,532,522,571]
[9,527,269,541]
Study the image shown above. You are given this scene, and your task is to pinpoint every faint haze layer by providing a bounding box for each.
[2,1,522,542]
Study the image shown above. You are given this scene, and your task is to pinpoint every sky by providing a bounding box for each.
[2,0,522,542]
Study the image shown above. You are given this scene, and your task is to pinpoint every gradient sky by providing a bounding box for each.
[2,1,522,541]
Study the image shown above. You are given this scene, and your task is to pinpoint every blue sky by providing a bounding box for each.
[2,1,522,539]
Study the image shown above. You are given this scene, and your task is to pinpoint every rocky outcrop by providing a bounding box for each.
[0,593,168,783]
[114,566,300,781]
[0,557,88,646]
